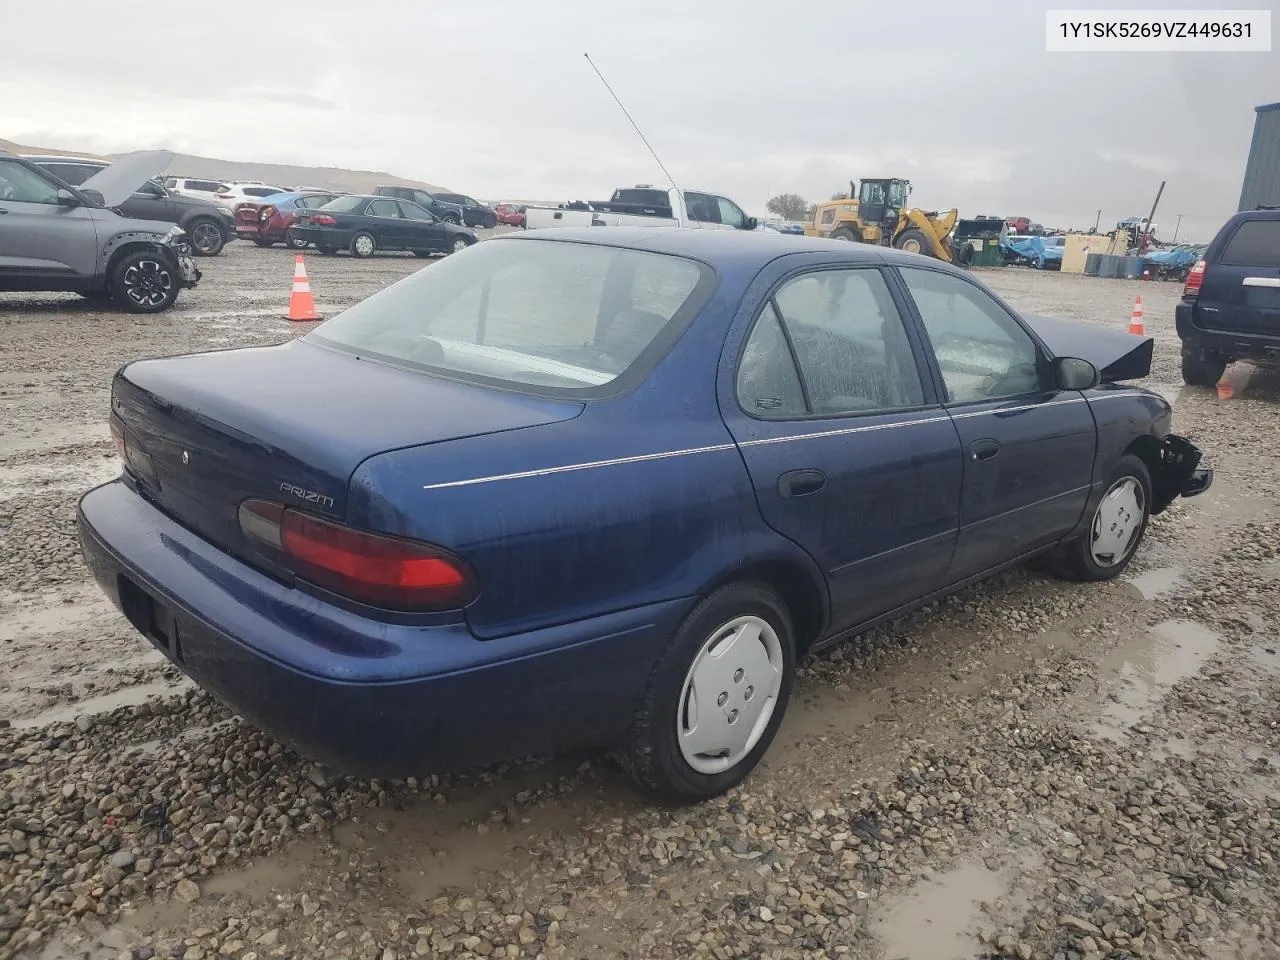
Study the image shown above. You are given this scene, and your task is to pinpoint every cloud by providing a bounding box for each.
[1,0,1274,239]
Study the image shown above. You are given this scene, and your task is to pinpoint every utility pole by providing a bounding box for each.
[1172,213,1183,243]
[1137,181,1166,254]
[1092,208,1102,233]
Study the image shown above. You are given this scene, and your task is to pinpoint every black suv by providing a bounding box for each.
[1177,208,1280,386]
[433,192,498,229]
[26,156,233,256]
[373,186,465,225]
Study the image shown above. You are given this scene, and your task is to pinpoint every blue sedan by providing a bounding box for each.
[77,228,1212,802]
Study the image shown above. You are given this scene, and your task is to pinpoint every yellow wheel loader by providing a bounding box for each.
[804,179,968,265]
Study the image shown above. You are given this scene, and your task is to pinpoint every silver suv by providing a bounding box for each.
[0,150,201,313]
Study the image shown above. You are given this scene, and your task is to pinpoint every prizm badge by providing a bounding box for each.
[280,482,335,510]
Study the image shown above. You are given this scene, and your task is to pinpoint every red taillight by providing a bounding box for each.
[310,214,336,226]
[259,206,275,221]
[238,499,478,611]
[1183,259,1206,297]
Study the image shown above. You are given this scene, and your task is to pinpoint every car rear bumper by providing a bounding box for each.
[1176,301,1280,363]
[235,224,288,242]
[77,480,688,776]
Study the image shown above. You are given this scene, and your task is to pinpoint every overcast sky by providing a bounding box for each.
[2,0,1276,241]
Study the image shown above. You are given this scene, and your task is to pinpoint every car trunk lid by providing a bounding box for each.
[111,339,583,559]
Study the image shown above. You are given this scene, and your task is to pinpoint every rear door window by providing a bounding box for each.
[1221,220,1280,268]
[368,199,401,218]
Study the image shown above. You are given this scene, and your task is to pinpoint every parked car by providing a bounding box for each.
[1176,209,1280,386]
[235,191,343,248]
[432,192,499,229]
[494,203,526,227]
[27,156,232,256]
[373,186,464,224]
[0,150,200,312]
[164,176,229,203]
[77,228,1211,801]
[213,182,288,213]
[289,195,476,257]
[525,185,758,232]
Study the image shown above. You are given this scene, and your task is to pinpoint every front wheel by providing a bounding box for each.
[108,251,180,314]
[1181,344,1227,387]
[186,218,226,256]
[894,228,931,256]
[449,237,471,254]
[621,582,795,803]
[1056,454,1151,581]
[350,232,376,258]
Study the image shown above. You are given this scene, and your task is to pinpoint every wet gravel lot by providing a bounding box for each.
[1,239,1277,960]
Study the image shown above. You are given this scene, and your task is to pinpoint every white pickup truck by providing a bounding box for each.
[525,185,760,232]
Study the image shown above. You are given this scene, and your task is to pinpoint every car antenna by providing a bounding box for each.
[583,52,700,229]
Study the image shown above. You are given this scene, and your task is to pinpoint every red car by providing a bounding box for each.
[235,192,343,249]
[494,203,526,228]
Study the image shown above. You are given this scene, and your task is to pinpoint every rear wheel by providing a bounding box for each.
[286,230,308,250]
[1181,344,1227,387]
[621,582,795,803]
[108,251,180,314]
[187,218,225,256]
[350,232,376,258]
[1055,455,1151,582]
[894,228,931,256]
[828,226,858,242]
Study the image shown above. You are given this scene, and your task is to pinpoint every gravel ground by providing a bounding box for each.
[1,243,1277,960]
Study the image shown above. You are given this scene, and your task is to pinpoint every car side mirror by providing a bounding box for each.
[56,189,81,208]
[79,188,106,207]
[1054,356,1100,391]
[743,216,758,231]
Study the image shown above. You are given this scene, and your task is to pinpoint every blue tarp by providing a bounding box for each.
[1142,245,1204,269]
[1001,235,1064,269]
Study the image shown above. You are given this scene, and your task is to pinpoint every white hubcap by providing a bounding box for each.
[677,615,783,775]
[1091,477,1144,566]
[355,236,374,255]
[452,239,468,252]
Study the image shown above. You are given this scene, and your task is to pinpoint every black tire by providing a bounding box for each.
[186,218,226,256]
[828,226,858,242]
[483,214,498,229]
[1180,344,1227,387]
[894,228,932,256]
[317,245,337,256]
[286,230,308,250]
[254,238,274,248]
[350,231,376,258]
[108,251,181,314]
[621,582,795,803]
[1055,454,1151,582]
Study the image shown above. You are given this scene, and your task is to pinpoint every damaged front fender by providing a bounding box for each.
[1151,434,1213,515]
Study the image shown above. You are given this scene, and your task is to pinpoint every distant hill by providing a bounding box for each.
[0,138,449,195]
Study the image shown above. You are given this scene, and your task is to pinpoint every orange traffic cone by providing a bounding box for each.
[1216,377,1233,400]
[285,255,320,322]
[1127,295,1145,336]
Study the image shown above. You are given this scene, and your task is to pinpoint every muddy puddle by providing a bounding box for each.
[1094,619,1222,740]
[1126,566,1185,601]
[871,852,1038,960]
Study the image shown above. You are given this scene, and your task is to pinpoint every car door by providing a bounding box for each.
[0,158,100,283]
[365,198,407,249]
[894,265,1096,583]
[684,191,721,228]
[396,200,446,250]
[1197,217,1280,336]
[713,194,751,232]
[119,180,176,223]
[720,262,963,634]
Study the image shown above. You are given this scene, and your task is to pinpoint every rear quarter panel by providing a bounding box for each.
[346,266,828,640]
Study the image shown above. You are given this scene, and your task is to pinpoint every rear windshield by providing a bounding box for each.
[320,195,369,212]
[1221,219,1280,268]
[307,238,713,397]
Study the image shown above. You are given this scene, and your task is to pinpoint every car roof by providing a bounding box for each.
[21,155,104,165]
[501,226,958,271]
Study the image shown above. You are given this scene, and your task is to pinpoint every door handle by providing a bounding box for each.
[968,439,1000,462]
[778,468,826,498]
